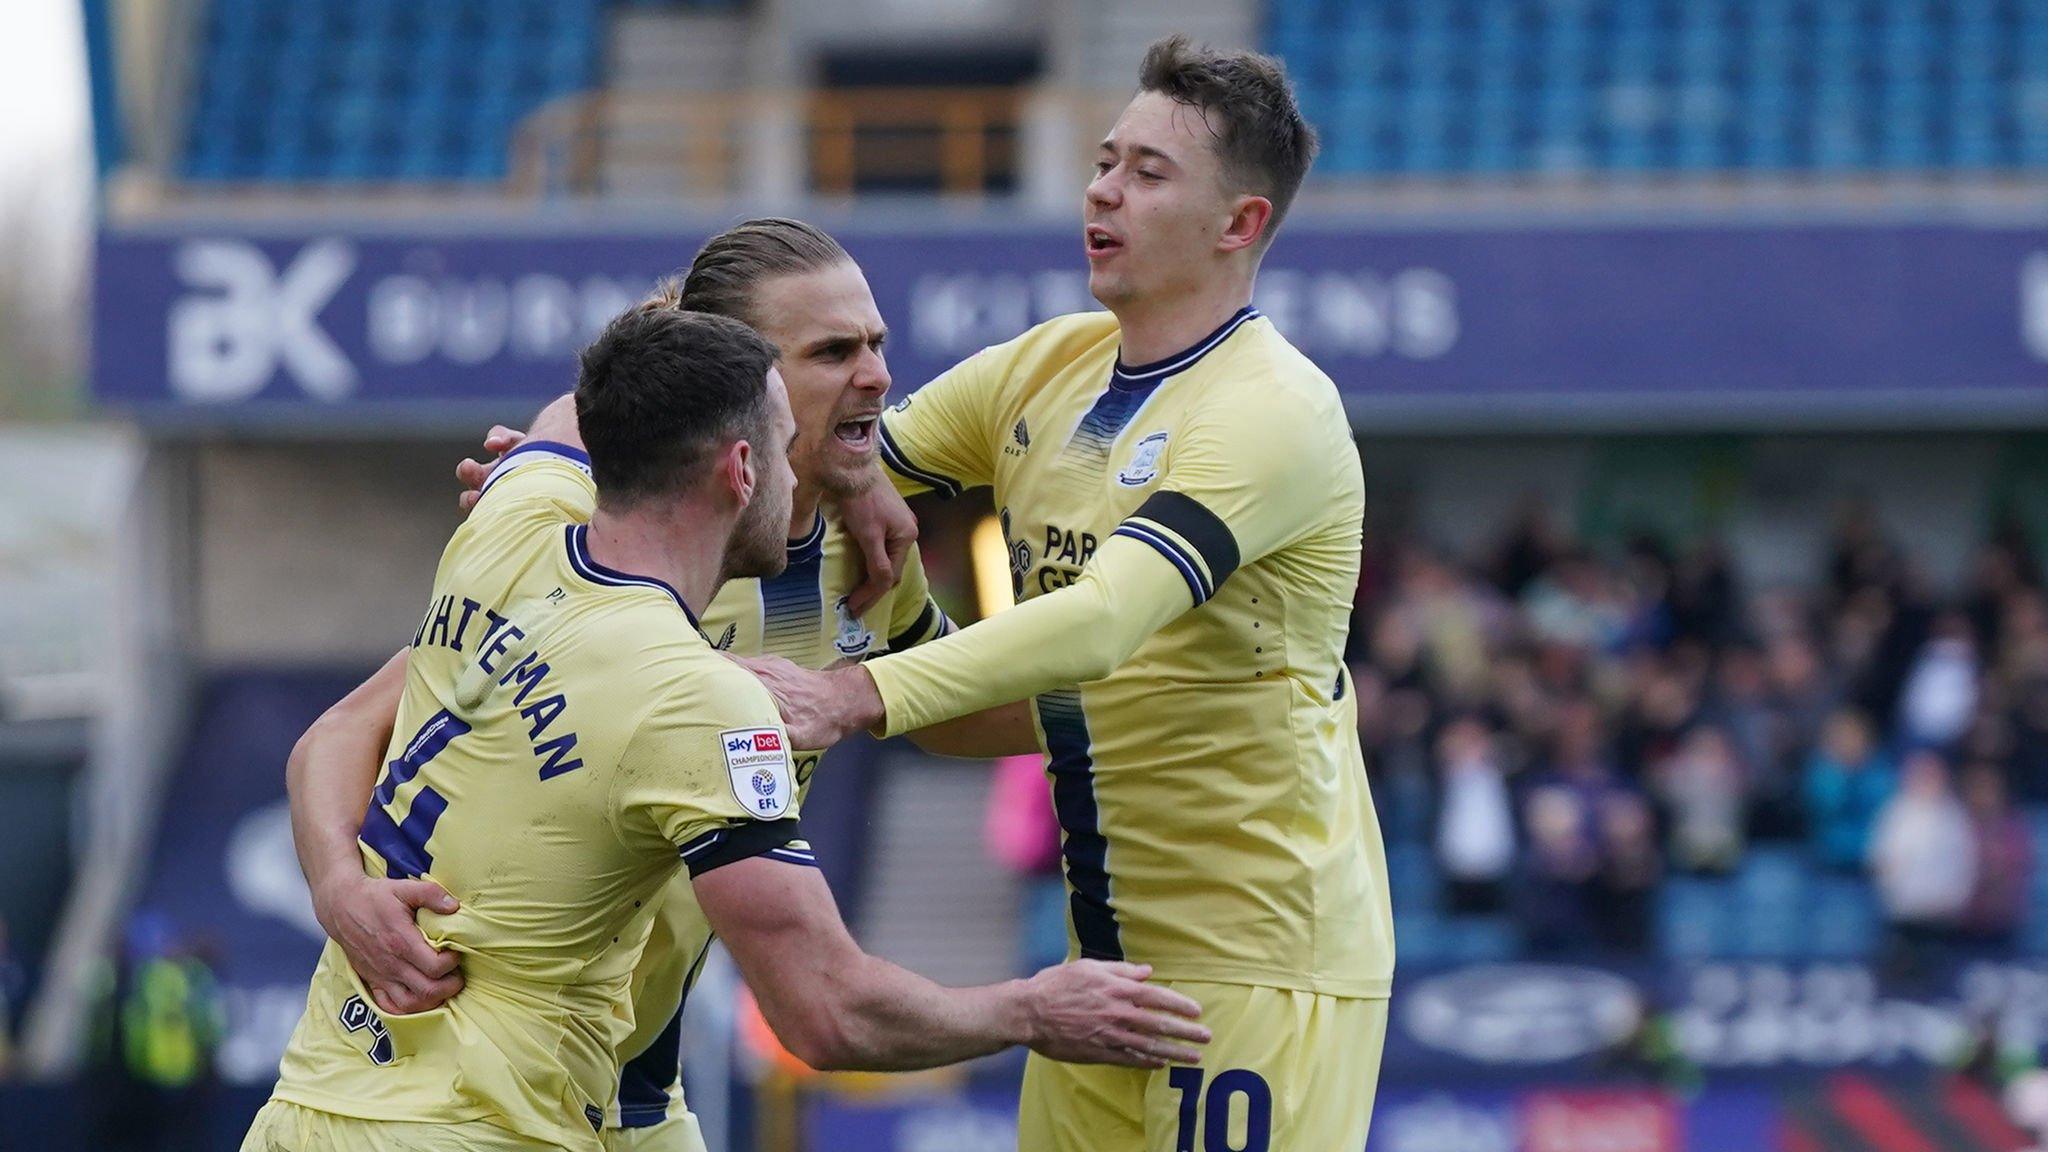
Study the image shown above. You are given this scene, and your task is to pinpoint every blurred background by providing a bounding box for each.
[3,0,2048,1148]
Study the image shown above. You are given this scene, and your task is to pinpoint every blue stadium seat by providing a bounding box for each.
[1262,0,2048,177]
[182,0,601,182]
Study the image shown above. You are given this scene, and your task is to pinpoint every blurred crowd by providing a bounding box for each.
[1349,498,2048,961]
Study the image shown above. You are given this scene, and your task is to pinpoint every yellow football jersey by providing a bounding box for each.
[872,307,1394,999]
[267,443,804,1151]
[607,514,948,1134]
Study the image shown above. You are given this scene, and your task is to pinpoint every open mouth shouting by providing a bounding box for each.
[833,415,879,451]
[1086,224,1124,260]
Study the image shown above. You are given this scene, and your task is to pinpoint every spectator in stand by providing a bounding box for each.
[1707,646,1775,793]
[1615,534,1677,653]
[1363,610,1437,840]
[1870,750,1977,977]
[1402,548,1505,708]
[1963,523,2041,663]
[1596,789,1662,953]
[1617,659,1705,784]
[1520,699,1630,952]
[1670,538,1742,646]
[1897,611,1981,751]
[1806,707,1897,871]
[2013,669,2048,804]
[1959,762,2034,950]
[1523,549,1629,653]
[1652,724,1749,875]
[1433,715,1516,915]
[1762,631,1837,833]
[1491,496,1565,600]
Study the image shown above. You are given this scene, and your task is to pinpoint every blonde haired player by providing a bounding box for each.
[289,219,1047,1152]
[754,37,1395,1152]
[248,308,1207,1152]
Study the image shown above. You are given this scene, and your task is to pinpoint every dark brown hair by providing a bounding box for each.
[1138,35,1318,244]
[671,217,852,328]
[576,308,779,505]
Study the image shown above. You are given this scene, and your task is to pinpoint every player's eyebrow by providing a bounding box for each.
[1097,139,1180,171]
[801,326,888,359]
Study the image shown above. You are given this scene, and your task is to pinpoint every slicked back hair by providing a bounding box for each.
[575,308,780,507]
[671,217,852,329]
[1137,35,1319,246]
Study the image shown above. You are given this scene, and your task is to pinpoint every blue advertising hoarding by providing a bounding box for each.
[802,1082,1783,1152]
[94,219,2048,431]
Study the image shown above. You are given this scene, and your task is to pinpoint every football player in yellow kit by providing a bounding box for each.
[284,222,1049,1152]
[749,37,1394,1152]
[249,308,1208,1152]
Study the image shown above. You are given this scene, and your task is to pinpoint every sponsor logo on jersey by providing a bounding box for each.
[832,595,876,657]
[1005,417,1032,457]
[337,994,395,1066]
[712,623,737,651]
[1116,431,1169,486]
[722,727,793,818]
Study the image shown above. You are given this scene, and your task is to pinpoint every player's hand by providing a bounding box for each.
[454,425,528,515]
[312,873,464,1015]
[730,655,884,749]
[833,478,918,616]
[1020,960,1209,1068]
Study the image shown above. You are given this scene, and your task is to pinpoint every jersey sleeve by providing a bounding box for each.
[878,543,953,653]
[612,668,807,876]
[862,533,1193,735]
[1114,389,1334,604]
[877,342,1014,499]
[469,440,598,526]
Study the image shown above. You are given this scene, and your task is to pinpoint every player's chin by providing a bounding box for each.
[1087,267,1131,305]
[820,446,877,491]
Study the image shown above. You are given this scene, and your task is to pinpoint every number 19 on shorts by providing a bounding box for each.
[1170,1067,1271,1152]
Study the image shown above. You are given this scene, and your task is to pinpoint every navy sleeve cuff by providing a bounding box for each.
[676,818,803,877]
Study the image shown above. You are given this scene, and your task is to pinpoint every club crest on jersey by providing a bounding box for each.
[832,595,876,657]
[338,994,394,1066]
[1116,431,1169,487]
[722,727,793,818]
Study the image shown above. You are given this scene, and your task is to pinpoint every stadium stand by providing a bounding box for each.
[1272,0,2048,176]
[182,0,602,181]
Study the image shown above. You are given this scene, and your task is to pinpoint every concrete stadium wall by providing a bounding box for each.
[192,440,471,665]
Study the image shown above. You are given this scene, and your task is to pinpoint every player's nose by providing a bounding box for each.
[1086,172,1119,210]
[851,348,890,394]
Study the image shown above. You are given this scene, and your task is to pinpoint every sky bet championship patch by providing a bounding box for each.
[722,728,793,819]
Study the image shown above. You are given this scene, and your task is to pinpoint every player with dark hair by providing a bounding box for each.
[754,36,1394,1151]
[246,308,1206,1152]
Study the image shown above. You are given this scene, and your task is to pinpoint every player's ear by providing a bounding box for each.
[721,439,756,506]
[1218,194,1272,255]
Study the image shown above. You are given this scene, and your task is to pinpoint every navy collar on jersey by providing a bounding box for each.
[1109,306,1261,390]
[786,512,826,565]
[564,523,700,627]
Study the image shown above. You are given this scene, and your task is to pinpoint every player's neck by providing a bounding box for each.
[585,501,730,618]
[787,480,823,542]
[1110,276,1254,368]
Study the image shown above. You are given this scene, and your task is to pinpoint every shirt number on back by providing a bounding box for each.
[358,709,471,879]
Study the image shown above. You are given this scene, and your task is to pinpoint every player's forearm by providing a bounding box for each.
[802,955,1034,1071]
[524,393,583,452]
[904,701,1041,758]
[288,651,406,906]
[863,536,1189,736]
